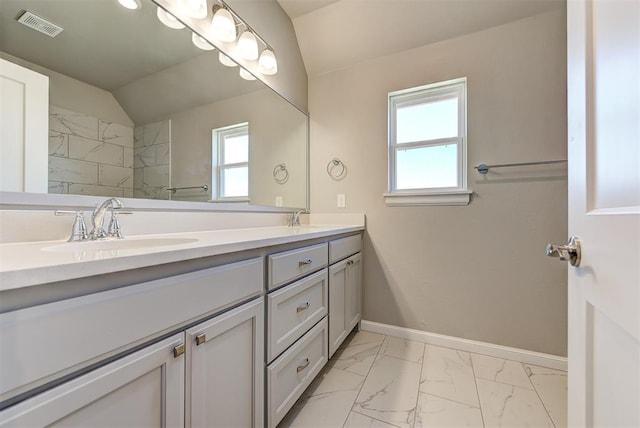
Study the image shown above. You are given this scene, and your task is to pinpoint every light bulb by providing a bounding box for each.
[180,0,207,19]
[192,33,214,50]
[211,8,236,42]
[258,49,278,75]
[218,52,237,67]
[117,0,141,10]
[157,7,185,29]
[239,68,256,81]
[237,30,258,60]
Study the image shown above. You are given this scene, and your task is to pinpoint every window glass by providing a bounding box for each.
[396,144,458,189]
[396,97,458,143]
[223,134,248,164]
[222,166,248,197]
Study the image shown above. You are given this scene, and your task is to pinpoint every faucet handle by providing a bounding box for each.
[55,210,89,242]
[108,210,133,239]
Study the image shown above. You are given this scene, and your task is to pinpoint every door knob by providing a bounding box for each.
[546,236,581,267]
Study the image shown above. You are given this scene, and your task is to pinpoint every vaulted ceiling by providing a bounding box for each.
[277,0,565,76]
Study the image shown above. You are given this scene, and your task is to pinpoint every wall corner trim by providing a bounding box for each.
[360,320,567,371]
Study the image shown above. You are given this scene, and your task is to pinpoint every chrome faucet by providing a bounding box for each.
[288,209,306,227]
[90,198,124,239]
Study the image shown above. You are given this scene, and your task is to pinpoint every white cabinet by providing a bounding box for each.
[186,298,264,428]
[0,333,185,427]
[329,252,362,358]
[0,258,265,427]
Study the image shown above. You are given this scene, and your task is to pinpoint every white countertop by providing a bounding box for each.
[0,225,364,291]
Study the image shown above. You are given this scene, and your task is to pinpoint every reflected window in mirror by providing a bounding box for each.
[213,123,249,201]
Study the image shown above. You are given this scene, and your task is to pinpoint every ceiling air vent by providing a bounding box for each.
[17,11,64,38]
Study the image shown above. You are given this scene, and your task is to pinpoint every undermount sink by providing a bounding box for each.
[42,237,199,253]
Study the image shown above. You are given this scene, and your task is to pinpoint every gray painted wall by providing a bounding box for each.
[309,10,568,356]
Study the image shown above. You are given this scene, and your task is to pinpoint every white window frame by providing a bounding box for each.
[212,122,249,202]
[385,77,471,206]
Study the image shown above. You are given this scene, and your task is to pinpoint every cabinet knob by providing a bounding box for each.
[298,258,313,267]
[296,357,310,373]
[296,302,310,312]
[195,333,207,346]
[173,343,185,358]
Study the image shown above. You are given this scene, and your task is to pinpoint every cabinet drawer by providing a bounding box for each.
[267,317,328,428]
[0,257,263,403]
[267,269,328,362]
[268,243,328,290]
[329,234,361,264]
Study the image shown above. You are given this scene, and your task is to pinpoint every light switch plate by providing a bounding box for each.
[275,196,283,207]
[337,194,346,208]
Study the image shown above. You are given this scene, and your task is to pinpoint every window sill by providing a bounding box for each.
[383,190,472,206]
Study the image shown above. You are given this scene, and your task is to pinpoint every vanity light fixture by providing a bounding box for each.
[239,68,256,81]
[117,0,142,10]
[236,30,259,60]
[218,52,238,67]
[210,6,236,42]
[192,33,215,50]
[156,7,185,29]
[180,0,208,19]
[258,48,278,75]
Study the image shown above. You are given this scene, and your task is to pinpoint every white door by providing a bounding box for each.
[0,58,48,193]
[564,0,640,426]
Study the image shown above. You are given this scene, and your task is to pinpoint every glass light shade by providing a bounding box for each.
[236,30,259,60]
[117,0,141,10]
[218,52,237,67]
[156,7,185,29]
[192,33,214,50]
[211,8,236,42]
[239,68,256,81]
[258,49,278,75]
[180,0,207,19]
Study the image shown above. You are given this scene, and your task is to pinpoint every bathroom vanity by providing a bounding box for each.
[0,223,363,427]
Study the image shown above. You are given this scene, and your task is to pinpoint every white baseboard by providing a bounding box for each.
[360,320,567,371]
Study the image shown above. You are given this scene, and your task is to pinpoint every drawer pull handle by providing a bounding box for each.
[195,333,207,346]
[297,302,310,312]
[297,358,310,373]
[299,258,313,266]
[173,343,185,358]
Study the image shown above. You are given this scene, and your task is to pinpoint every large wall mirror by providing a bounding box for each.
[0,0,308,209]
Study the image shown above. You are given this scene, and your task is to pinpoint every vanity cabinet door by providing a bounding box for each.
[328,253,362,358]
[186,298,264,428]
[346,252,362,333]
[0,333,185,427]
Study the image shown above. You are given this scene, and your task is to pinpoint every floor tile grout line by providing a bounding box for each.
[419,391,482,410]
[521,362,559,428]
[410,342,427,428]
[350,409,403,428]
[341,330,386,428]
[469,349,487,428]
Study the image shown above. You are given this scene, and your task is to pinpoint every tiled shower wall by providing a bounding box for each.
[133,120,170,200]
[48,106,134,197]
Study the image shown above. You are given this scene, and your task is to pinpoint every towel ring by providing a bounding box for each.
[326,158,346,180]
[273,163,289,184]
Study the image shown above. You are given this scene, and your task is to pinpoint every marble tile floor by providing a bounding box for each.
[279,330,567,428]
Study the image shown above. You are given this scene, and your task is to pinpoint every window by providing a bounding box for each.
[212,123,249,201]
[386,78,470,206]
